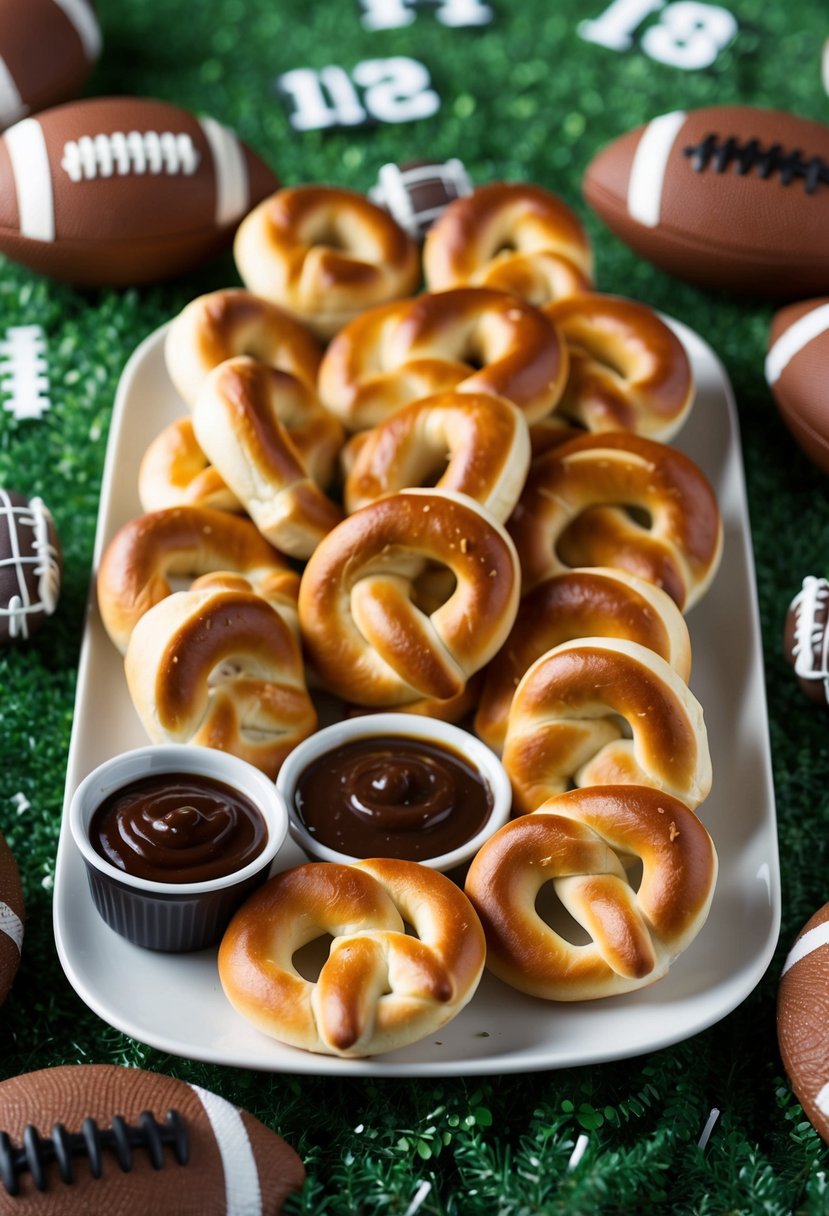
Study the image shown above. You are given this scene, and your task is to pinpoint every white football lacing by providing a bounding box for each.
[791,575,829,687]
[60,130,201,182]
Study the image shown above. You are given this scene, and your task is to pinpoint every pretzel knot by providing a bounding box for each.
[124,585,317,778]
[508,430,723,609]
[464,785,718,1001]
[233,185,420,339]
[317,286,568,431]
[423,181,594,307]
[502,637,711,814]
[164,287,323,409]
[138,417,242,514]
[475,568,692,753]
[96,505,300,654]
[543,293,695,441]
[298,488,521,707]
[342,389,531,523]
[218,859,486,1057]
[193,356,344,560]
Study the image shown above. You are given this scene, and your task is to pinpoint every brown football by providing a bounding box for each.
[0,0,101,131]
[0,1064,305,1212]
[0,96,279,286]
[583,106,829,298]
[0,828,23,1006]
[778,902,829,1145]
[766,297,829,473]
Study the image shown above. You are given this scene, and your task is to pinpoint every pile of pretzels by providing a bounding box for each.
[96,177,722,1054]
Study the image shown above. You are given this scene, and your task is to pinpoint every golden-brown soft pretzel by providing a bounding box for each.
[125,585,317,778]
[298,488,520,707]
[97,505,300,653]
[342,390,531,522]
[317,287,568,431]
[507,430,723,609]
[218,857,486,1057]
[542,293,694,441]
[423,181,594,307]
[475,568,692,753]
[164,287,323,409]
[464,785,717,1000]
[193,356,344,559]
[138,417,242,514]
[233,185,421,339]
[502,637,711,814]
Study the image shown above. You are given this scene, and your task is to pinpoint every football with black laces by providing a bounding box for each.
[582,106,829,298]
[0,1065,305,1213]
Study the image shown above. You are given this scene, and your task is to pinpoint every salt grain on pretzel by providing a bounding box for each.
[475,567,692,753]
[298,488,520,707]
[164,287,323,409]
[317,286,568,431]
[508,430,723,609]
[233,185,421,339]
[423,181,594,307]
[464,785,717,1000]
[502,636,711,814]
[543,292,695,441]
[125,585,317,778]
[342,389,531,522]
[97,505,300,653]
[193,356,344,560]
[218,858,486,1056]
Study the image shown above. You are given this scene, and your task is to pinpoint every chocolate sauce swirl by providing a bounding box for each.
[90,773,267,883]
[294,736,493,861]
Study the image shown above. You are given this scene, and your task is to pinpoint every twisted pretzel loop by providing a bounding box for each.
[464,785,717,1001]
[218,858,486,1057]
[501,636,711,814]
[423,181,594,307]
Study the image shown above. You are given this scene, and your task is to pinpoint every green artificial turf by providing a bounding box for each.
[3,0,829,1211]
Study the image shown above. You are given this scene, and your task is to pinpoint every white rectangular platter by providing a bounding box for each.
[54,316,781,1076]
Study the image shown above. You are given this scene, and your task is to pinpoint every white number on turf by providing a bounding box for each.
[278,58,439,130]
[358,0,492,30]
[579,0,737,69]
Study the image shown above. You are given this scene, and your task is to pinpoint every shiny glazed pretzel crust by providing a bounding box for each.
[508,430,723,608]
[423,181,594,307]
[543,293,695,441]
[501,636,711,814]
[317,287,569,431]
[96,505,300,653]
[192,356,344,559]
[138,416,242,514]
[475,567,692,754]
[464,785,717,1001]
[233,185,421,339]
[164,287,323,409]
[124,585,317,779]
[217,858,486,1057]
[342,389,531,522]
[298,488,521,707]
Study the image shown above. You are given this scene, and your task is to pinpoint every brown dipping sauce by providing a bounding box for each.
[90,772,267,883]
[294,735,493,861]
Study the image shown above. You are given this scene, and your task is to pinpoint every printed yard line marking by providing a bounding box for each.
[567,1133,589,1171]
[404,1181,432,1216]
[697,1107,720,1149]
[0,326,50,420]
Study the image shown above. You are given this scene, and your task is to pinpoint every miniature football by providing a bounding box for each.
[0,489,62,644]
[783,575,829,706]
[582,106,829,298]
[0,1064,305,1211]
[778,901,829,1146]
[0,829,24,1007]
[0,0,101,131]
[369,157,473,240]
[766,297,829,472]
[0,96,280,286]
